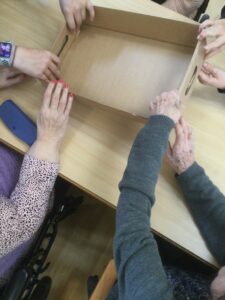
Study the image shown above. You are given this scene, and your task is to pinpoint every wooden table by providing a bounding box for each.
[0,0,224,266]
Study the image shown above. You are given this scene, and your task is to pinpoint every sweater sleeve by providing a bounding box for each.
[177,162,225,265]
[0,154,58,257]
[163,0,204,17]
[113,115,175,300]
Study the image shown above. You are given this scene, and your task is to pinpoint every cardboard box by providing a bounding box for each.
[52,4,204,120]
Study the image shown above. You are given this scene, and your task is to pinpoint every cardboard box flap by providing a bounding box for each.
[179,41,205,101]
[85,6,198,48]
[92,0,197,24]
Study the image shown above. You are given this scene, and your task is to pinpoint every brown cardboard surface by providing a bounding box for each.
[52,6,202,119]
[179,42,205,101]
[85,6,198,47]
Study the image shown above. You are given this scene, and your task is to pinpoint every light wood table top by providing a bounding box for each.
[0,0,224,266]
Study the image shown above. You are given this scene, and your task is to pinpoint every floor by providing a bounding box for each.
[44,191,115,300]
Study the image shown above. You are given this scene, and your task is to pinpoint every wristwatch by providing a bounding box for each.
[0,41,16,67]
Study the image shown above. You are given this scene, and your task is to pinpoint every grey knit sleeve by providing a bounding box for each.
[113,115,175,300]
[177,162,225,265]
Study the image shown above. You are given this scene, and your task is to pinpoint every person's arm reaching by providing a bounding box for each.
[0,41,60,81]
[167,118,225,265]
[0,80,74,257]
[59,0,95,32]
[114,91,181,300]
[163,0,204,18]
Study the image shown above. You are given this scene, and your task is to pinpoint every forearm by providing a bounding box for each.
[118,115,174,202]
[114,116,175,299]
[177,163,225,264]
[115,115,174,250]
[0,154,58,257]
[163,0,204,17]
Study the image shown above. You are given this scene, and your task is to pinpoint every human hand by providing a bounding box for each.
[28,80,74,162]
[37,80,74,148]
[198,19,225,58]
[198,62,225,89]
[167,118,195,175]
[210,266,225,300]
[0,67,25,89]
[149,90,181,124]
[13,47,60,81]
[59,0,95,32]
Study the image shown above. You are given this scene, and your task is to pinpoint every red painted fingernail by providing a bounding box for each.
[63,83,69,88]
[51,80,57,84]
[58,79,64,84]
[69,92,75,97]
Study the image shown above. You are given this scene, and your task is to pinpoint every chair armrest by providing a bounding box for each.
[90,260,117,300]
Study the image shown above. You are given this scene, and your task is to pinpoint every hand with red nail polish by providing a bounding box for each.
[29,81,74,162]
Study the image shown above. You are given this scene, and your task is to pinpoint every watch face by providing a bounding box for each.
[0,42,12,58]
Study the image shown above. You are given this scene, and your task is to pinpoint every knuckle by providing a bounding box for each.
[75,3,82,10]
[64,7,71,14]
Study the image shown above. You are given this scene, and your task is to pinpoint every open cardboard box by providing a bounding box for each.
[52,3,204,120]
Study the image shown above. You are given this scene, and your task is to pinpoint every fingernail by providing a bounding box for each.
[58,79,64,84]
[63,83,69,88]
[69,92,75,97]
[51,80,57,84]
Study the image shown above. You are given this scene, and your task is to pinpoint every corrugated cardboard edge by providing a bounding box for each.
[179,41,205,102]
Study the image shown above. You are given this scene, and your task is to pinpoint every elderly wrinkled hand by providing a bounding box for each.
[37,80,74,148]
[149,90,181,124]
[167,118,195,175]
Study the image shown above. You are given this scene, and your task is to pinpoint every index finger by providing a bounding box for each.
[175,121,183,140]
[42,81,56,110]
[64,93,74,116]
[199,19,214,33]
[87,2,95,21]
[198,26,220,41]
[180,117,189,139]
[51,53,60,65]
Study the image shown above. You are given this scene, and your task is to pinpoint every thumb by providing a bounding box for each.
[166,141,173,160]
[198,71,210,85]
[5,74,25,87]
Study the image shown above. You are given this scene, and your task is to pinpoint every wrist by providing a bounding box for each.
[150,114,175,123]
[177,160,195,175]
[36,137,61,150]
[28,139,60,163]
[13,46,24,70]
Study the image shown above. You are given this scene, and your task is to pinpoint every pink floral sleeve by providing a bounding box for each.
[0,154,58,258]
